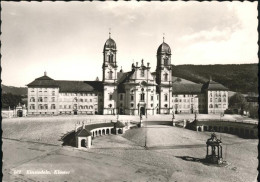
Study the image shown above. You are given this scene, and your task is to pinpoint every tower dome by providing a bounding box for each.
[157,42,171,55]
[103,38,117,52]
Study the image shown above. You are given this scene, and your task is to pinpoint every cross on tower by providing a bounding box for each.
[109,28,111,38]
[163,33,165,42]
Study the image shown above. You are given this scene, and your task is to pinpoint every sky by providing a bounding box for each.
[1,1,258,87]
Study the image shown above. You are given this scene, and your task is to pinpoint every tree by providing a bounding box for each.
[229,93,248,115]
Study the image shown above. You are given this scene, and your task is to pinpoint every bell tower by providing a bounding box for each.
[102,31,118,115]
[102,31,118,83]
[156,35,173,114]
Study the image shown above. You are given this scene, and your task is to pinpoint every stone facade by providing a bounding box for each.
[27,34,228,116]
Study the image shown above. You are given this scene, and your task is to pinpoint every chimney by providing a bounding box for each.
[136,62,138,67]
[44,71,47,76]
[147,62,150,67]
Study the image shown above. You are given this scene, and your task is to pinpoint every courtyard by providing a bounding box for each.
[2,114,258,182]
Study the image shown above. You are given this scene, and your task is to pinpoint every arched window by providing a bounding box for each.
[38,97,43,102]
[38,104,42,109]
[73,97,77,102]
[164,73,168,81]
[108,54,113,63]
[30,97,35,102]
[209,104,213,108]
[52,90,55,96]
[30,104,35,109]
[73,104,77,109]
[44,104,48,109]
[51,97,55,102]
[51,104,56,109]
[108,71,113,79]
[44,97,48,102]
[164,57,168,66]
[85,105,88,109]
[140,70,145,77]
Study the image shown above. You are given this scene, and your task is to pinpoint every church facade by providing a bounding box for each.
[27,34,228,116]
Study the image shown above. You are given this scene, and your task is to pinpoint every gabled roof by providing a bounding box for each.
[76,128,92,137]
[203,80,228,91]
[56,81,94,92]
[172,83,203,94]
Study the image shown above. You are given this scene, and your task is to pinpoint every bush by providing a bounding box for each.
[224,109,234,114]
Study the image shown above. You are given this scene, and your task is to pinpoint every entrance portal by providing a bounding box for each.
[17,110,23,117]
[140,107,145,115]
[81,139,86,147]
[74,110,78,115]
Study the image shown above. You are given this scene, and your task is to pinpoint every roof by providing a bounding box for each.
[203,80,228,91]
[57,81,94,92]
[103,38,117,52]
[115,120,125,128]
[157,42,171,55]
[27,75,103,92]
[76,128,92,137]
[85,123,114,130]
[27,75,59,87]
[172,83,203,94]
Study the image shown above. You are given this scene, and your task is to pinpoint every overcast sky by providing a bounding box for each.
[2,1,258,87]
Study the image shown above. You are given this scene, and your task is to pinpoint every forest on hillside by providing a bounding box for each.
[172,64,258,94]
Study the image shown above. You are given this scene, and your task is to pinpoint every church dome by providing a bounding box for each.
[157,42,171,55]
[103,38,117,52]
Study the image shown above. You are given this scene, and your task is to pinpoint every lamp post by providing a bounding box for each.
[172,110,175,126]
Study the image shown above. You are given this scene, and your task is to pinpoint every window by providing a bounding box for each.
[38,104,43,109]
[164,104,168,108]
[60,105,62,109]
[174,98,178,102]
[131,103,134,108]
[218,98,221,102]
[51,104,56,109]
[131,95,134,101]
[140,93,145,101]
[151,96,154,101]
[68,105,71,109]
[210,98,212,102]
[30,97,35,102]
[120,94,123,100]
[223,98,226,102]
[64,105,67,109]
[108,54,113,63]
[164,95,168,101]
[31,89,34,93]
[109,94,113,100]
[44,104,48,109]
[120,103,123,107]
[30,104,35,109]
[80,99,83,102]
[51,97,55,102]
[215,104,218,108]
[108,71,113,79]
[140,70,145,77]
[191,98,193,102]
[209,104,213,108]
[164,57,168,65]
[90,99,92,102]
[151,104,153,107]
[73,97,77,102]
[38,97,43,102]
[164,73,168,81]
[44,97,48,102]
[85,105,88,109]
[52,90,55,96]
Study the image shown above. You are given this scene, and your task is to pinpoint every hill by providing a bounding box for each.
[1,84,27,96]
[172,64,258,94]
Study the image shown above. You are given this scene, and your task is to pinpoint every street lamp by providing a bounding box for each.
[172,110,175,126]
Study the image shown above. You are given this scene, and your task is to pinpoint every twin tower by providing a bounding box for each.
[101,33,173,115]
